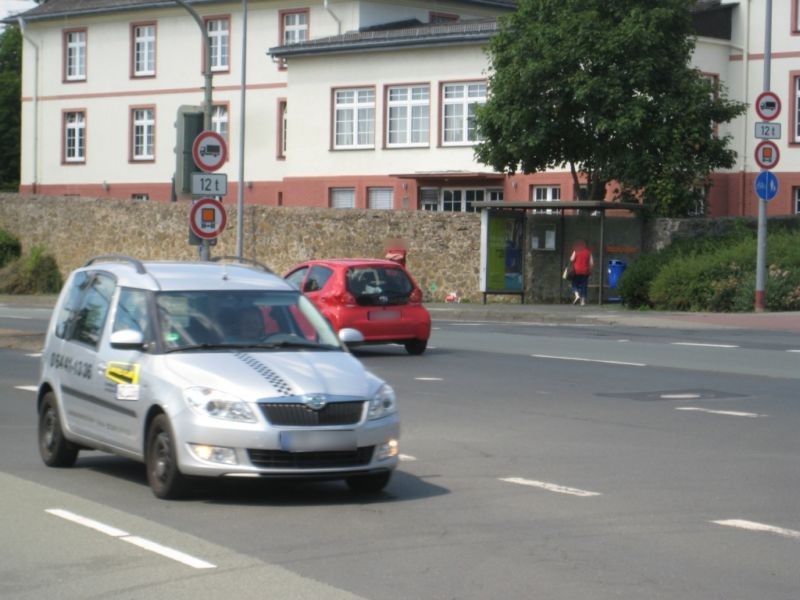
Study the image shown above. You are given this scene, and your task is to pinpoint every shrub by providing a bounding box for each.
[0,245,63,294]
[0,229,21,268]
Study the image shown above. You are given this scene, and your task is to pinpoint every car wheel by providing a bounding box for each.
[38,392,79,467]
[404,339,427,355]
[146,414,190,500]
[346,471,392,494]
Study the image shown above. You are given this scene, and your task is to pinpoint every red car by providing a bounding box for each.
[284,259,431,355]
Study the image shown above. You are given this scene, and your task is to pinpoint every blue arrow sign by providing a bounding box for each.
[755,171,778,201]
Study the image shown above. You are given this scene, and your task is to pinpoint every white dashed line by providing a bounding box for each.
[661,393,701,399]
[499,477,601,497]
[46,509,216,569]
[672,342,739,348]
[675,407,766,418]
[25,353,42,358]
[415,377,443,381]
[532,354,646,367]
[15,385,38,392]
[712,519,800,540]
[121,536,216,569]
[788,350,800,353]
[399,454,417,462]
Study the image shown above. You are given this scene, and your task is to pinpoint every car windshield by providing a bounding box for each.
[155,290,341,352]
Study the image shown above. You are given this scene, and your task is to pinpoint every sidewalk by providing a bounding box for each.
[426,301,800,333]
[2,295,799,352]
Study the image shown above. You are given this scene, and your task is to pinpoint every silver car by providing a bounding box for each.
[37,255,400,499]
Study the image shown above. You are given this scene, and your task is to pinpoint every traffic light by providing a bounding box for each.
[174,106,204,195]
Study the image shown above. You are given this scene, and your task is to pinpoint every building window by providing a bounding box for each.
[206,17,230,72]
[794,75,800,143]
[63,111,86,163]
[442,82,486,145]
[368,188,394,210]
[533,186,561,214]
[277,99,287,158]
[131,107,155,161]
[64,29,87,81]
[212,104,228,141]
[132,23,156,77]
[487,189,504,203]
[794,187,800,214]
[334,88,375,149]
[420,188,439,211]
[330,188,355,209]
[282,9,309,44]
[440,189,484,212]
[132,193,150,202]
[430,12,459,24]
[387,85,430,147]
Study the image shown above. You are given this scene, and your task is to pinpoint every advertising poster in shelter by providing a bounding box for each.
[480,211,524,293]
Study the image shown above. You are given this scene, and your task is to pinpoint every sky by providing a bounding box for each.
[1,0,36,24]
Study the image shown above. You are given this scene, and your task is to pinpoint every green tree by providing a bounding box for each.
[0,25,22,192]
[475,0,746,216]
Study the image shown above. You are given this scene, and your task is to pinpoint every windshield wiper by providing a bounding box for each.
[259,339,337,351]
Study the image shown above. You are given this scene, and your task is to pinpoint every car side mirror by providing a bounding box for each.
[110,329,145,350]
[338,328,364,346]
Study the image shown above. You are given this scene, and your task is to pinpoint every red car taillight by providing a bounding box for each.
[323,292,356,307]
[409,288,423,304]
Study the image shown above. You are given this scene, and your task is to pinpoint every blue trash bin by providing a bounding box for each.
[607,259,627,289]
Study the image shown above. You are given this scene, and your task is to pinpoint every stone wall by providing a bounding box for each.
[0,194,481,302]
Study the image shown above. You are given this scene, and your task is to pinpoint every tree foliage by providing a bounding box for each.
[475,0,746,216]
[0,25,22,192]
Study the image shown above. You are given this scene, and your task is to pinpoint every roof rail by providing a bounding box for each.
[210,256,274,274]
[85,254,147,274]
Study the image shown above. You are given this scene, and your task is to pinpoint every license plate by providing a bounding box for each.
[368,310,400,321]
[280,430,357,452]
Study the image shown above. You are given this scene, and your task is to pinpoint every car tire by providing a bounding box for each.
[345,471,392,494]
[146,414,190,500]
[38,391,79,467]
[404,339,427,355]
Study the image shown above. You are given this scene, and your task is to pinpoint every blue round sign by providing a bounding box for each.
[755,171,778,201]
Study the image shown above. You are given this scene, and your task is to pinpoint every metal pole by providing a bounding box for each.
[174,0,213,260]
[754,0,772,311]
[236,0,248,259]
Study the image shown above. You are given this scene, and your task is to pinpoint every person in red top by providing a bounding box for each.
[384,237,407,266]
[569,239,594,306]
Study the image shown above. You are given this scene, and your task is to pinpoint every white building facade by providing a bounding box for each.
[9,0,800,216]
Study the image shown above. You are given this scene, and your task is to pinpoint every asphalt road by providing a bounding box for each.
[1,309,799,599]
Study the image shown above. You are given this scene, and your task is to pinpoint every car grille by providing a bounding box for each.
[247,446,375,469]
[259,401,365,426]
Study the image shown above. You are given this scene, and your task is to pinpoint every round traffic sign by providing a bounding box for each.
[755,91,781,121]
[754,140,780,170]
[754,171,779,202]
[192,131,228,172]
[189,198,227,239]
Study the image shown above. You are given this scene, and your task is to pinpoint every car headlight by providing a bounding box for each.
[368,384,397,420]
[183,387,256,423]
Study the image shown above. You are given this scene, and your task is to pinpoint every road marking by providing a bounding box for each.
[2,315,31,320]
[415,377,443,381]
[532,354,646,367]
[15,385,38,392]
[399,454,417,462]
[26,353,43,358]
[46,509,216,569]
[617,339,630,343]
[122,536,216,569]
[712,519,800,540]
[46,509,130,537]
[499,477,601,497]
[675,407,766,418]
[788,350,800,353]
[661,393,701,399]
[672,342,739,348]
